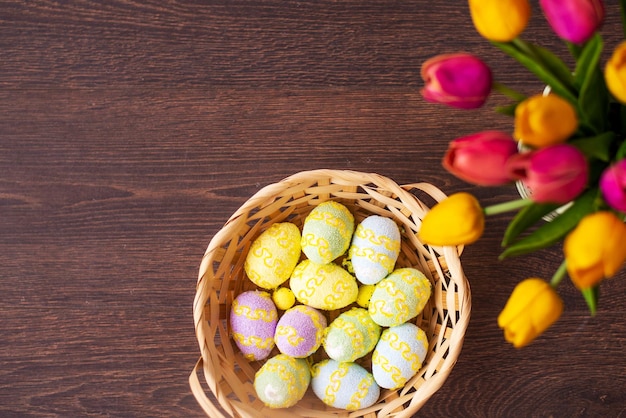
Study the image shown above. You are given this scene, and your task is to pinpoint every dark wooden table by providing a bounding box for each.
[2,1,626,417]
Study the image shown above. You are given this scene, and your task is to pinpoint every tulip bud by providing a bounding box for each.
[468,0,531,42]
[564,211,626,289]
[419,192,484,246]
[540,0,604,45]
[605,41,626,104]
[498,278,563,348]
[514,94,578,148]
[600,159,626,212]
[443,131,518,185]
[420,53,493,109]
[506,144,588,204]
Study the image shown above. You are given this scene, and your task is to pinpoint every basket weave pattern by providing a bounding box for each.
[190,169,471,418]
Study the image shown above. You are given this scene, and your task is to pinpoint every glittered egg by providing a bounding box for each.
[349,215,401,285]
[368,267,432,327]
[289,259,358,310]
[311,359,380,411]
[244,222,302,290]
[301,201,355,264]
[230,291,278,361]
[372,323,429,390]
[323,307,381,363]
[254,354,311,409]
[275,305,327,358]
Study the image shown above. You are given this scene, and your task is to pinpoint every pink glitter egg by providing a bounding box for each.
[230,291,278,361]
[274,305,327,358]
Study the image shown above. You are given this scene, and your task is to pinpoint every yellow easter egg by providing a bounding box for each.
[289,259,358,310]
[301,201,355,264]
[272,287,296,311]
[244,222,301,290]
[356,284,375,308]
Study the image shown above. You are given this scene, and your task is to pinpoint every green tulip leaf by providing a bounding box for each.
[499,189,597,260]
[616,137,626,160]
[574,33,603,89]
[492,41,578,106]
[577,35,608,134]
[581,286,598,316]
[521,40,577,89]
[569,132,615,162]
[495,102,518,116]
[501,201,562,247]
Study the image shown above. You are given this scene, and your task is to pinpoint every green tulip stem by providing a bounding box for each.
[493,82,526,102]
[483,199,533,216]
[549,260,568,288]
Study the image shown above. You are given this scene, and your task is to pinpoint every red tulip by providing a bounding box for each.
[600,159,626,212]
[540,0,604,45]
[507,144,588,204]
[421,53,492,109]
[443,131,518,185]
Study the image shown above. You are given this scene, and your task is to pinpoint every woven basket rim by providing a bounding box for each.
[190,169,472,418]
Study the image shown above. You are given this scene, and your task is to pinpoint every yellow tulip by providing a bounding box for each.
[498,278,563,348]
[564,211,626,289]
[605,41,626,104]
[419,192,484,246]
[513,94,578,148]
[468,0,531,42]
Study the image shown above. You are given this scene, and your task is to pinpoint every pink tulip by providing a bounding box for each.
[443,131,518,185]
[540,0,604,44]
[506,144,588,204]
[421,53,492,109]
[600,159,626,212]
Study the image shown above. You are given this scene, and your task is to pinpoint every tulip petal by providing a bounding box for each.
[419,192,484,246]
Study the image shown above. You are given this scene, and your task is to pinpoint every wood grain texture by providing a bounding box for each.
[1,1,626,417]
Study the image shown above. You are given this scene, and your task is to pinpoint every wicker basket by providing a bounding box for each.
[190,169,471,418]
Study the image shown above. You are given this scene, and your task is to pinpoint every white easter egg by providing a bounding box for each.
[311,359,380,411]
[371,323,429,390]
[349,215,401,285]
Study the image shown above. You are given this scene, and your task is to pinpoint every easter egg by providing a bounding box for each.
[230,291,278,361]
[272,287,296,311]
[371,323,429,390]
[323,307,381,363]
[356,284,375,308]
[244,222,302,290]
[311,359,380,411]
[254,354,311,409]
[301,201,355,264]
[349,215,401,285]
[368,267,432,327]
[289,259,358,310]
[274,305,327,358]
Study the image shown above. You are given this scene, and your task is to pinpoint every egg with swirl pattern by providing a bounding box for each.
[229,290,278,361]
[289,259,358,310]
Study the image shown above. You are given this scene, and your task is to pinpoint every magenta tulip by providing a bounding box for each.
[600,159,626,212]
[506,144,588,204]
[540,0,604,44]
[443,131,518,185]
[421,53,492,109]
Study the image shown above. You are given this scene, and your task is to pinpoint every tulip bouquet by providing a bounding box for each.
[419,0,626,348]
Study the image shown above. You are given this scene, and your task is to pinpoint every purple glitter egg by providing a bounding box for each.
[230,291,278,361]
[274,305,327,358]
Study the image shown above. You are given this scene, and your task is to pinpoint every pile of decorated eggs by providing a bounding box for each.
[229,201,432,411]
